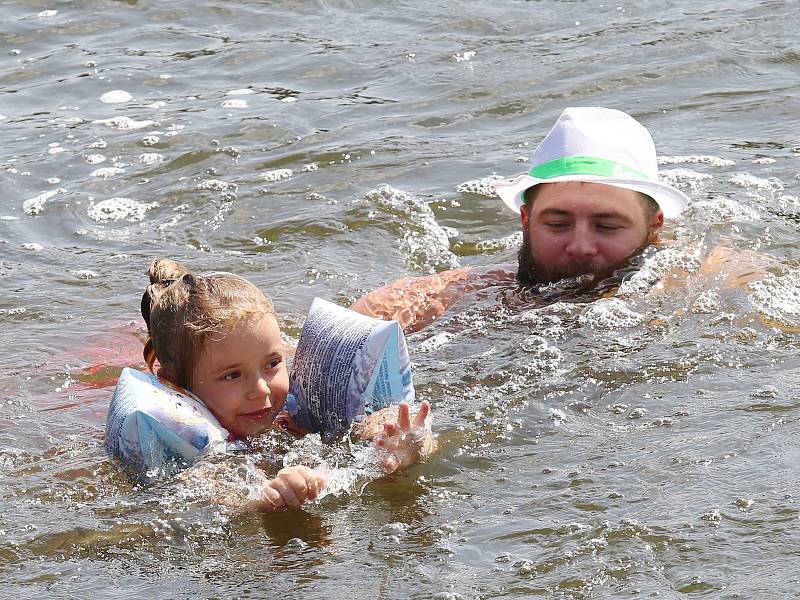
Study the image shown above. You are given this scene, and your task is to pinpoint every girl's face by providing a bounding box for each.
[190,313,289,440]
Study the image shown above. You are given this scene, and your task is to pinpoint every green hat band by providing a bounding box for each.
[528,156,650,181]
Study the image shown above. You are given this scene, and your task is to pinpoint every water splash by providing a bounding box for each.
[748,268,800,328]
[362,185,459,273]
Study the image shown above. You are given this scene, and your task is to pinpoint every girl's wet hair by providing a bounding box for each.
[141,258,275,389]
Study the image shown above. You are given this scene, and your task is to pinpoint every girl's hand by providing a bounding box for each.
[253,465,327,512]
[374,401,436,473]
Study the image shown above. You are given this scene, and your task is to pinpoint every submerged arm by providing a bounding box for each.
[351,265,514,333]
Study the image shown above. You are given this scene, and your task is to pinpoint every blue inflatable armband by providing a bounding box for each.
[286,297,416,438]
[105,367,229,478]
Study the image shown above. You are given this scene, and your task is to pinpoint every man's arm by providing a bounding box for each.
[350,265,515,333]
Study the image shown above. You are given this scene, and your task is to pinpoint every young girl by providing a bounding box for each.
[141,258,434,512]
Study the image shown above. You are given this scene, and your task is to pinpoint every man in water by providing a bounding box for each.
[350,107,734,331]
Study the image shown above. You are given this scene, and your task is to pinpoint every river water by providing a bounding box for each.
[2,1,800,598]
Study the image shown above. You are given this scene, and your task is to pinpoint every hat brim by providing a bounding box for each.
[494,174,689,220]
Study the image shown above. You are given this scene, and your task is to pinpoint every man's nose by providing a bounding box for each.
[565,229,599,258]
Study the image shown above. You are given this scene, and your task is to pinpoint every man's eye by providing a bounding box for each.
[597,224,622,231]
[545,222,568,229]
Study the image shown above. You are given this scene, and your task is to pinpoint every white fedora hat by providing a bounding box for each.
[494,107,689,219]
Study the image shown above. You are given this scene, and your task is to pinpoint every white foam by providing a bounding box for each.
[414,332,456,353]
[100,90,132,104]
[226,89,255,96]
[23,188,64,216]
[474,231,523,253]
[729,173,783,191]
[141,135,160,146]
[281,97,297,103]
[683,196,761,224]
[579,297,645,329]
[22,242,44,251]
[0,115,7,122]
[221,99,248,109]
[84,154,106,164]
[748,269,800,328]
[72,270,99,279]
[690,290,721,314]
[753,157,776,165]
[659,155,736,167]
[263,168,293,182]
[618,247,702,296]
[196,179,236,191]
[456,174,503,197]
[90,166,124,178]
[87,197,157,222]
[138,153,164,165]
[659,168,712,188]
[37,9,57,17]
[453,50,476,62]
[94,116,156,131]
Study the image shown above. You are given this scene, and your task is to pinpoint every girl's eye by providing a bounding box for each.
[222,371,240,381]
[267,358,282,370]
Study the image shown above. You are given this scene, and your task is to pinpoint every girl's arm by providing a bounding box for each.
[179,461,327,512]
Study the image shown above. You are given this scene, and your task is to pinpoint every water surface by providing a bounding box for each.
[2,1,800,598]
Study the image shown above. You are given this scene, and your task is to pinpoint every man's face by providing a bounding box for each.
[517,182,663,285]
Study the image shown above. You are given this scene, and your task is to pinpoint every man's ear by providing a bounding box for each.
[520,203,530,231]
[648,209,664,243]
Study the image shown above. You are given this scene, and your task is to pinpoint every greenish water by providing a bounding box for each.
[2,1,800,598]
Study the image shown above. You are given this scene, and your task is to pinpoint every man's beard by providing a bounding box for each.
[516,229,650,288]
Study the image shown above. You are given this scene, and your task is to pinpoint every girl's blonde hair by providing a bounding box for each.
[140,258,275,389]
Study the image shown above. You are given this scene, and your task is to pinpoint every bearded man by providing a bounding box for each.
[351,107,754,331]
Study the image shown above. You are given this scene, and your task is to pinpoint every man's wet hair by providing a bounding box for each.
[522,184,660,219]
